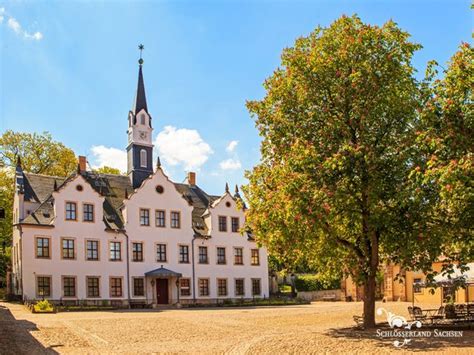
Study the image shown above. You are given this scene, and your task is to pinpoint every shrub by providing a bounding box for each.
[34,299,54,313]
[294,274,340,292]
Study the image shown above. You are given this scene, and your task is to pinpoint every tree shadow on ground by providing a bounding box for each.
[0,303,59,355]
[326,323,474,352]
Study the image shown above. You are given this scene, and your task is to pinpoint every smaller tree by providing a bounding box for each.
[409,42,473,273]
[0,130,76,176]
[94,166,122,175]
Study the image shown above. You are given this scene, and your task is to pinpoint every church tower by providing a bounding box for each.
[127,45,154,189]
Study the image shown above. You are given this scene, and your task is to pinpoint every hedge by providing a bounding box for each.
[294,274,340,292]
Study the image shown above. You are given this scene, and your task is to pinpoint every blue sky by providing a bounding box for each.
[0,0,471,195]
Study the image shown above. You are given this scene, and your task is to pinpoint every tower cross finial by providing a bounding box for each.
[138,44,145,65]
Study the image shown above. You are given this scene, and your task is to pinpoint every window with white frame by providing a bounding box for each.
[140,149,147,168]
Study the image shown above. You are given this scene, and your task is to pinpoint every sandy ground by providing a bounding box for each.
[0,301,472,354]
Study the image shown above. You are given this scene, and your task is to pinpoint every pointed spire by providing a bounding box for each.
[156,156,161,169]
[234,184,241,199]
[132,44,148,115]
[225,182,229,193]
[16,156,22,169]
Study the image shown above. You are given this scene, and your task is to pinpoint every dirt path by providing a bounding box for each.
[0,301,472,354]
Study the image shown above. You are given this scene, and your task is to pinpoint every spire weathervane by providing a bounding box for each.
[138,44,144,65]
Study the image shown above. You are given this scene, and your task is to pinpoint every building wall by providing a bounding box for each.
[343,262,473,304]
[18,170,269,303]
[20,175,129,301]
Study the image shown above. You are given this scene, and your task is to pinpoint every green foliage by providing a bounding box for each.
[408,43,474,274]
[0,248,11,280]
[294,274,341,292]
[279,284,292,293]
[34,299,54,313]
[94,166,122,175]
[0,130,77,176]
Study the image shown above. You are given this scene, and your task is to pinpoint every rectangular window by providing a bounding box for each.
[234,247,243,265]
[198,246,208,264]
[133,278,145,296]
[155,210,166,227]
[62,238,75,259]
[132,242,143,262]
[413,278,422,294]
[65,202,77,220]
[251,249,260,266]
[179,245,189,263]
[110,241,121,261]
[110,277,123,297]
[252,278,261,296]
[83,203,94,222]
[37,276,51,297]
[180,278,191,296]
[36,237,50,258]
[86,240,99,261]
[217,247,226,265]
[235,279,245,296]
[231,217,239,233]
[199,278,209,296]
[140,208,150,226]
[63,276,76,297]
[217,278,227,296]
[156,244,167,262]
[171,211,180,228]
[87,277,100,298]
[218,216,227,232]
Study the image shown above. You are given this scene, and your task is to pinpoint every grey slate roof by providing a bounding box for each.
[20,171,222,236]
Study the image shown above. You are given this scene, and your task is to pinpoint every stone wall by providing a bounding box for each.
[297,289,342,301]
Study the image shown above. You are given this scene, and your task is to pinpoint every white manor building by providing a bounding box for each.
[10,58,269,306]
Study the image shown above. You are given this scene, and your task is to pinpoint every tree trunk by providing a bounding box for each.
[363,273,377,328]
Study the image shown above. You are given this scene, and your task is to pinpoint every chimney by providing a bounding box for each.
[78,156,87,173]
[188,172,196,185]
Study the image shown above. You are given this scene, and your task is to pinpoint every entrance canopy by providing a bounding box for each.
[145,266,182,278]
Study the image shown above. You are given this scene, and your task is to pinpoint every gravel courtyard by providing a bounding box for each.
[0,301,472,354]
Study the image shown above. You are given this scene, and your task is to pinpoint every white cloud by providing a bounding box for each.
[25,31,43,40]
[90,145,127,172]
[226,140,239,152]
[155,126,213,171]
[2,9,43,40]
[219,158,242,171]
[7,17,20,33]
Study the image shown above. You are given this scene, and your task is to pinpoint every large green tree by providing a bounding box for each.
[244,16,423,328]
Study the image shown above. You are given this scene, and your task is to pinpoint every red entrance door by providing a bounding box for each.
[156,279,169,304]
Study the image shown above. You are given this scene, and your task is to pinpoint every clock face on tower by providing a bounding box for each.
[139,131,148,140]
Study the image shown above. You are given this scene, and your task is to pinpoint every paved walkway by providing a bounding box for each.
[0,301,472,354]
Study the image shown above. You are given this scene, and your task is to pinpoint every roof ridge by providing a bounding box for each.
[24,172,66,179]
